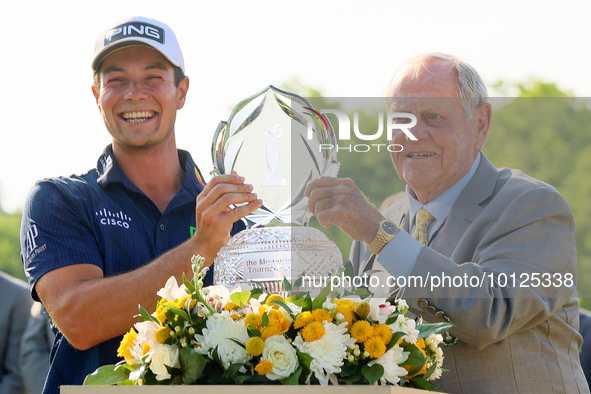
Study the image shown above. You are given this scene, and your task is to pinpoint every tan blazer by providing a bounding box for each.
[351,154,589,393]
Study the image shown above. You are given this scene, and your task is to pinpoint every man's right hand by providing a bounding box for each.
[193,173,262,264]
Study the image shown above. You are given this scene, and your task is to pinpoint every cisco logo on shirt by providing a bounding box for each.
[96,209,132,229]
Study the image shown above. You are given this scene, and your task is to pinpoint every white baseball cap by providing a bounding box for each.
[92,16,185,73]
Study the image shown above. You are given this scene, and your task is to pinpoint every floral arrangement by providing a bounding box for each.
[84,256,452,390]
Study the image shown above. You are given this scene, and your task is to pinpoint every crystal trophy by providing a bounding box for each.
[211,86,343,292]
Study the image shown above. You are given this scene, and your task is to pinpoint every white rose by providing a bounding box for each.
[149,344,180,381]
[262,335,299,380]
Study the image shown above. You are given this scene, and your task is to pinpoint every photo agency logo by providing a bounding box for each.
[304,107,417,153]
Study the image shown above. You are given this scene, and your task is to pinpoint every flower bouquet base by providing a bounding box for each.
[64,384,433,394]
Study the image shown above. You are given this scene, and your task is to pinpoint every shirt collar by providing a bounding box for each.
[96,144,205,196]
[407,152,481,225]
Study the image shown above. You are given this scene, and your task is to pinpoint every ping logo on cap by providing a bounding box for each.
[104,22,165,45]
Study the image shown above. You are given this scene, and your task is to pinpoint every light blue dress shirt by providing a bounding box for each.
[376,153,482,277]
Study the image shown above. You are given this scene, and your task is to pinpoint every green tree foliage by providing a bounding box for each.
[0,211,26,282]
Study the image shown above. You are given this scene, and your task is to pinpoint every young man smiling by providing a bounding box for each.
[20,16,262,393]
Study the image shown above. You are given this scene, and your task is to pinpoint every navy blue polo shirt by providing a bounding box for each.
[20,145,244,393]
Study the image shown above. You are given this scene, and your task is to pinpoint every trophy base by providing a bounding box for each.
[213,226,343,294]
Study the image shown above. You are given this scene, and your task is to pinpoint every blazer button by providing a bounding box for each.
[435,310,445,319]
[427,306,437,315]
[418,299,429,308]
[443,315,451,323]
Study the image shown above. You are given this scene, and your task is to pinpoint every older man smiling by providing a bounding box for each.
[305,53,588,393]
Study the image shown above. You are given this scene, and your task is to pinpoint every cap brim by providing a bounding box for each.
[92,40,180,72]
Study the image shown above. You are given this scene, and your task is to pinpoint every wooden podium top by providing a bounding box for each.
[62,385,427,393]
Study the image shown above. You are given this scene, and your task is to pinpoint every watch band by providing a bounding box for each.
[369,220,397,254]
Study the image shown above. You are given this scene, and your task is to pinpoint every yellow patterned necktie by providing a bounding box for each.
[413,208,435,245]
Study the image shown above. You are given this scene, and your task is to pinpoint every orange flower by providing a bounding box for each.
[373,323,393,344]
[312,309,332,324]
[244,313,262,330]
[405,338,428,378]
[261,309,290,340]
[294,311,314,329]
[350,320,373,343]
[364,337,386,359]
[335,299,357,331]
[301,321,325,342]
[255,360,274,375]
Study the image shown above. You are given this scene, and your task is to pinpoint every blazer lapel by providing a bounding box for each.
[432,154,499,257]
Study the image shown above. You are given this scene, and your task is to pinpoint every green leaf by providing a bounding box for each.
[302,294,313,312]
[296,350,313,370]
[261,311,269,327]
[401,343,426,367]
[384,312,403,325]
[343,260,355,280]
[247,325,262,337]
[361,363,384,385]
[83,364,131,386]
[164,304,191,324]
[341,370,364,385]
[270,300,293,315]
[283,277,292,293]
[182,272,196,294]
[139,306,159,324]
[230,290,251,307]
[311,285,332,309]
[250,288,264,300]
[385,331,405,352]
[229,338,246,349]
[293,276,303,288]
[280,365,303,385]
[417,322,454,338]
[179,347,207,384]
[408,376,434,390]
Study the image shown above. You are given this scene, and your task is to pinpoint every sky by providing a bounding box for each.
[1,0,590,213]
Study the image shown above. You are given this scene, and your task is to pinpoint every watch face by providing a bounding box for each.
[382,221,397,236]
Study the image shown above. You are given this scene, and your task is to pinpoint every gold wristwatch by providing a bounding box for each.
[369,220,398,254]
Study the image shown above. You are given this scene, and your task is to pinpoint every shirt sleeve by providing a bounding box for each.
[20,179,104,301]
[375,230,423,278]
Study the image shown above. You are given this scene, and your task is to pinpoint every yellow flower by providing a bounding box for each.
[231,313,240,320]
[374,323,393,344]
[156,326,174,344]
[335,299,358,331]
[246,337,265,356]
[364,337,386,359]
[355,301,371,319]
[312,309,332,324]
[176,295,197,311]
[156,299,170,324]
[261,309,290,340]
[117,328,137,363]
[255,360,274,375]
[141,343,151,355]
[294,311,314,329]
[224,302,240,311]
[404,338,428,378]
[244,313,262,329]
[350,320,373,343]
[265,294,285,307]
[301,321,325,342]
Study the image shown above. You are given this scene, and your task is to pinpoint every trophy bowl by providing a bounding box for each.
[212,86,342,293]
[214,226,343,293]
